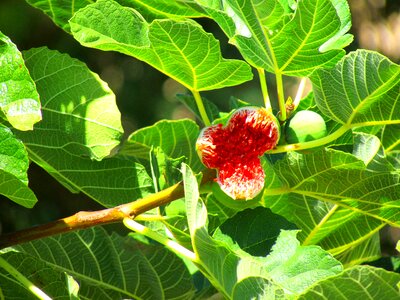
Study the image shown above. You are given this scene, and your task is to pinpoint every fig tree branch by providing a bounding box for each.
[0,169,216,249]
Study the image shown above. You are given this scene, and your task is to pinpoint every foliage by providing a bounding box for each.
[0,0,399,299]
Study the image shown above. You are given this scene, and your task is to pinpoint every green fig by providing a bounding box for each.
[285,110,327,144]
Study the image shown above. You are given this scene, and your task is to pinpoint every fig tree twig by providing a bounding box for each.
[0,169,216,249]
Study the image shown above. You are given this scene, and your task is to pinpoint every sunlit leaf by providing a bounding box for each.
[0,125,29,183]
[232,277,283,300]
[0,124,36,207]
[120,119,202,171]
[14,47,152,207]
[352,132,393,173]
[0,251,75,299]
[380,124,400,154]
[299,266,400,299]
[197,0,352,76]
[127,0,206,20]
[334,233,381,267]
[263,149,399,264]
[1,227,195,299]
[183,163,342,298]
[26,0,91,31]
[0,31,41,131]
[19,47,123,160]
[311,50,400,126]
[70,0,252,92]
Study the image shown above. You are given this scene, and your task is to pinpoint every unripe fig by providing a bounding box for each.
[285,110,327,144]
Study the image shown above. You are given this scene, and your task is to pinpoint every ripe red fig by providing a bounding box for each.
[196,107,280,200]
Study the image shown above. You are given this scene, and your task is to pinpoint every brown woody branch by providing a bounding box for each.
[0,169,215,249]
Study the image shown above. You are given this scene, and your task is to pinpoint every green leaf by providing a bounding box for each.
[198,0,352,76]
[27,0,206,30]
[29,150,153,207]
[26,0,92,31]
[263,149,399,262]
[155,198,194,251]
[258,230,342,294]
[70,0,252,91]
[0,171,37,208]
[0,253,75,299]
[121,119,203,171]
[0,31,41,131]
[352,132,394,173]
[205,193,240,234]
[311,50,400,126]
[219,207,297,256]
[0,124,29,183]
[232,277,283,300]
[380,124,400,153]
[334,233,381,267]
[1,227,195,299]
[182,163,342,298]
[254,0,295,31]
[19,47,123,161]
[298,266,400,299]
[14,47,152,207]
[127,0,206,20]
[388,152,400,169]
[0,124,37,207]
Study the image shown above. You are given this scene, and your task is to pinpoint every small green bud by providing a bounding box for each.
[285,110,327,144]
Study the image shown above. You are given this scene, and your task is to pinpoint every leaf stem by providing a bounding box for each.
[269,124,351,153]
[123,218,198,263]
[275,71,286,121]
[192,89,211,126]
[0,169,216,249]
[257,68,272,111]
[134,215,171,221]
[0,256,52,300]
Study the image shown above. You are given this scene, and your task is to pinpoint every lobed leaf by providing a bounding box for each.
[26,0,206,30]
[197,0,352,76]
[352,132,394,173]
[0,252,75,299]
[380,124,400,154]
[0,171,37,208]
[219,207,297,256]
[0,31,41,131]
[14,47,152,207]
[298,266,400,299]
[311,50,400,126]
[231,277,284,300]
[334,233,381,267]
[19,47,123,161]
[0,125,36,207]
[183,163,342,298]
[120,119,202,172]
[388,152,400,170]
[27,149,153,207]
[127,0,207,20]
[1,227,195,299]
[70,0,252,92]
[0,125,29,184]
[263,149,400,264]
[26,0,92,31]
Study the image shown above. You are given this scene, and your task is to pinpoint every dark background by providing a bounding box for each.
[0,0,399,249]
